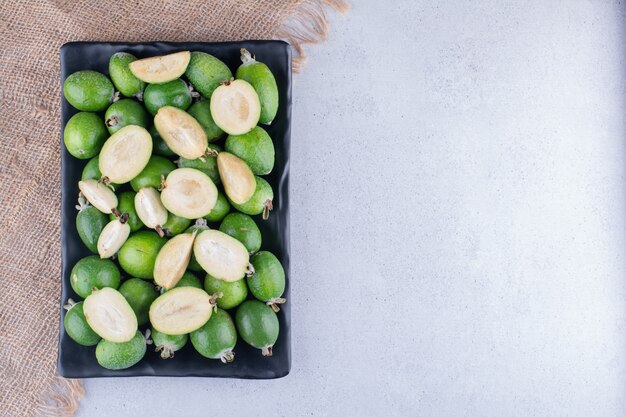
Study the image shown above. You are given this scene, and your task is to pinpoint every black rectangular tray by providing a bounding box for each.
[58,41,291,379]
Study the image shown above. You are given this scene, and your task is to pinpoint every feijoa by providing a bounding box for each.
[194,229,250,282]
[64,112,107,159]
[185,52,232,98]
[187,100,224,141]
[219,213,261,254]
[236,48,279,124]
[118,230,167,279]
[63,299,101,346]
[161,168,217,219]
[153,232,195,289]
[154,106,208,159]
[149,287,219,335]
[150,328,188,359]
[96,330,146,370]
[129,51,191,84]
[204,190,230,222]
[150,125,175,157]
[78,179,118,214]
[171,271,202,289]
[99,125,152,184]
[84,287,138,343]
[230,176,274,220]
[109,52,145,99]
[144,78,193,115]
[119,278,159,326]
[104,99,150,134]
[235,300,279,356]
[210,79,260,135]
[134,187,168,237]
[162,212,191,236]
[109,191,143,232]
[217,152,256,205]
[225,127,274,175]
[70,255,120,298]
[204,274,248,310]
[130,156,176,192]
[177,143,221,184]
[76,196,108,253]
[190,308,237,363]
[248,251,286,312]
[63,70,114,112]
[97,215,131,259]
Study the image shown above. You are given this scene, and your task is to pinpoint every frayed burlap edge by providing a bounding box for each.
[34,379,84,417]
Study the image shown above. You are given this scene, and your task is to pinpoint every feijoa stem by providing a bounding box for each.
[118,212,129,224]
[261,346,273,357]
[75,195,89,211]
[240,48,256,65]
[262,199,273,220]
[267,297,286,313]
[245,263,255,277]
[159,175,167,191]
[105,116,119,127]
[220,78,234,86]
[155,225,165,238]
[63,298,76,311]
[208,292,224,312]
[205,148,219,158]
[221,350,235,364]
[111,207,121,218]
[112,91,121,103]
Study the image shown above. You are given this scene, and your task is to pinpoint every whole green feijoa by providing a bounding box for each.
[230,176,274,220]
[236,48,279,124]
[96,330,147,370]
[235,300,279,356]
[187,100,224,142]
[76,200,108,253]
[119,278,159,326]
[104,99,150,134]
[190,308,237,362]
[248,251,286,312]
[144,78,193,115]
[109,191,143,232]
[204,274,248,310]
[70,255,121,298]
[203,191,230,223]
[225,127,274,175]
[171,271,202,289]
[185,219,210,272]
[64,112,107,159]
[63,70,115,112]
[130,156,176,192]
[162,212,191,237]
[64,300,101,346]
[150,327,188,359]
[219,213,261,254]
[109,52,145,98]
[150,125,175,157]
[177,143,221,184]
[185,52,232,98]
[118,231,167,279]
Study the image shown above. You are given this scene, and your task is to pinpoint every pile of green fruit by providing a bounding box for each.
[62,49,286,370]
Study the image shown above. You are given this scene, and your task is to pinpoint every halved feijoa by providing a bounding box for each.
[161,168,217,219]
[236,48,279,124]
[96,330,146,370]
[153,232,195,289]
[190,308,237,363]
[64,112,107,159]
[219,213,262,254]
[187,100,224,141]
[235,300,279,356]
[70,255,120,298]
[248,251,286,312]
[149,287,218,335]
[177,143,221,184]
[104,99,149,134]
[144,78,193,115]
[109,52,145,99]
[84,287,138,343]
[134,187,168,237]
[118,230,167,279]
[185,52,232,98]
[64,299,101,346]
[129,51,191,84]
[76,196,108,253]
[154,106,208,159]
[99,125,152,184]
[109,191,143,232]
[230,176,274,220]
[119,278,159,326]
[63,70,114,112]
[150,327,188,359]
[204,274,248,310]
[210,79,260,135]
[193,229,250,282]
[225,126,274,175]
[78,179,118,214]
[203,190,231,223]
[130,155,176,192]
[217,152,255,205]
[97,216,131,259]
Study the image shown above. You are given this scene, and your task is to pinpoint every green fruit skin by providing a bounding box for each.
[76,206,108,253]
[64,112,108,159]
[248,251,285,302]
[225,127,275,175]
[144,79,192,115]
[81,156,120,189]
[219,213,261,254]
[171,271,202,289]
[235,300,279,350]
[63,70,114,112]
[130,156,176,191]
[109,52,145,98]
[230,176,273,216]
[185,52,232,98]
[70,256,121,298]
[104,99,150,134]
[118,231,167,279]
[150,125,175,157]
[204,274,248,310]
[203,191,230,222]
[162,213,192,236]
[119,278,159,326]
[109,191,144,232]
[190,309,237,359]
[96,331,146,370]
[151,327,188,351]
[236,60,279,124]
[187,100,224,141]
[177,143,221,184]
[64,301,101,346]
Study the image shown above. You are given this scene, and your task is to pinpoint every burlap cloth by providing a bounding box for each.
[0,1,347,415]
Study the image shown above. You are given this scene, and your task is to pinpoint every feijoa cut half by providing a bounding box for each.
[230,176,274,220]
[63,299,101,346]
[98,125,152,184]
[185,51,232,98]
[128,51,191,84]
[225,126,275,175]
[150,328,188,359]
[190,308,237,363]
[84,287,138,343]
[149,287,219,335]
[210,79,260,135]
[63,70,114,112]
[193,229,251,282]
[153,232,196,289]
[109,52,145,99]
[219,213,261,254]
[160,168,217,219]
[78,179,118,215]
[134,187,168,237]
[236,48,279,124]
[104,98,150,134]
[154,106,208,159]
[97,215,131,259]
[96,330,146,370]
[70,255,120,298]
[248,251,286,312]
[217,152,255,205]
[119,278,159,326]
[63,112,107,159]
[235,300,279,356]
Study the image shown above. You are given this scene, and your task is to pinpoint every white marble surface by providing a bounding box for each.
[78,1,626,416]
